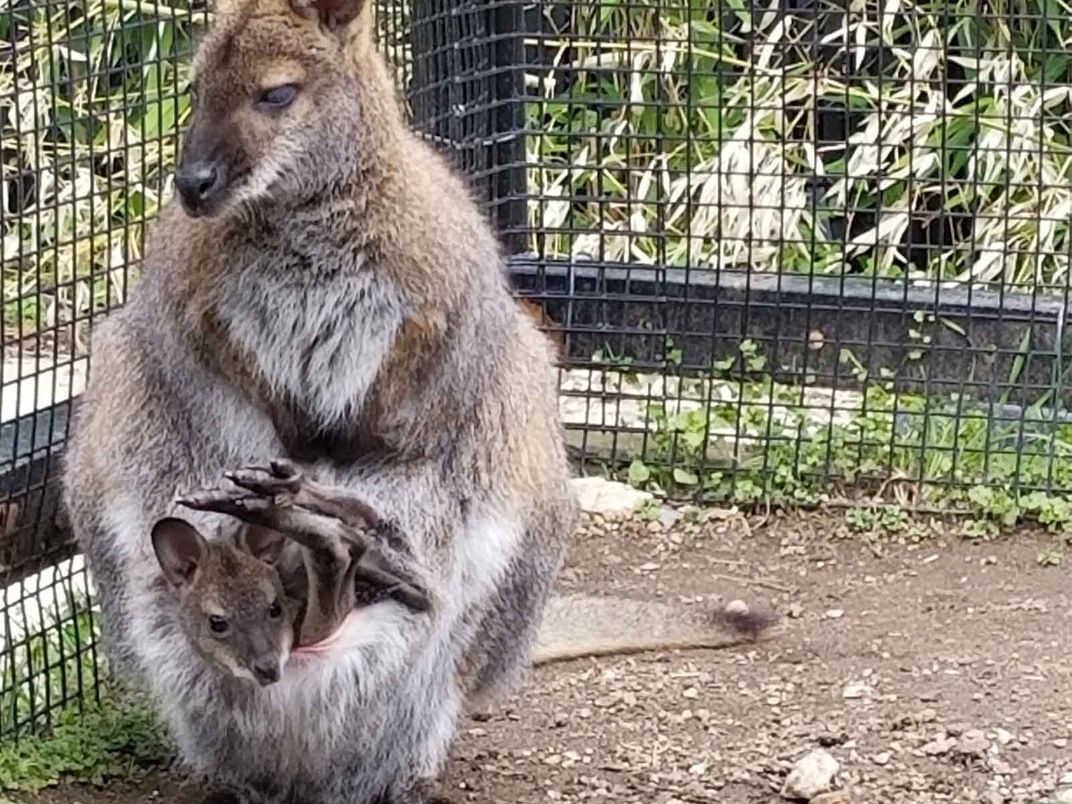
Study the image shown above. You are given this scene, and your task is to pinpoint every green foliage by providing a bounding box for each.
[527,0,1072,287]
[634,498,662,522]
[0,694,170,794]
[1,0,205,335]
[845,505,912,535]
[627,458,651,486]
[617,339,1072,532]
[1,594,102,737]
[0,593,170,794]
[7,1,1072,338]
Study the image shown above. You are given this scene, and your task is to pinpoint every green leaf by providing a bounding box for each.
[967,485,993,508]
[682,429,706,450]
[627,459,651,486]
[673,467,699,486]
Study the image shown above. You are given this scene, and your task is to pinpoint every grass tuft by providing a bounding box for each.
[0,692,171,796]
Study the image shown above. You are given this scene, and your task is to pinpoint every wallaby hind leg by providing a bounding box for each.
[177,464,432,614]
[191,459,377,551]
[228,459,379,530]
[227,462,431,609]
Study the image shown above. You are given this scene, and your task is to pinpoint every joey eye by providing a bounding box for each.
[208,615,229,634]
[268,600,282,619]
[255,84,299,112]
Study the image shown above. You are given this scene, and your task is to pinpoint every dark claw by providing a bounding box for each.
[353,563,431,613]
[176,489,272,520]
[224,460,304,497]
[268,458,300,479]
[389,584,432,613]
[231,459,300,481]
[225,469,301,498]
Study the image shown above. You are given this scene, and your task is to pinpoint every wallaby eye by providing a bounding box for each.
[268,600,282,619]
[255,84,299,112]
[208,615,229,634]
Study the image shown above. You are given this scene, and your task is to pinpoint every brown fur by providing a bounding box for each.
[516,299,564,359]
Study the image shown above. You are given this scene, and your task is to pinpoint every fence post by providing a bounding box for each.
[488,0,529,257]
[407,0,528,256]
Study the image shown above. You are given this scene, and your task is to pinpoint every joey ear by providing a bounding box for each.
[241,525,287,565]
[291,0,366,32]
[151,518,208,588]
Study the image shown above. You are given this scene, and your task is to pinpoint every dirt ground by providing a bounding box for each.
[17,508,1072,803]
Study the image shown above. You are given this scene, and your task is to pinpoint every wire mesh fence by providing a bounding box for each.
[3,0,1072,740]
[0,0,207,740]
[514,0,1072,516]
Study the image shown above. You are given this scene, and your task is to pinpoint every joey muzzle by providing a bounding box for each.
[251,657,281,687]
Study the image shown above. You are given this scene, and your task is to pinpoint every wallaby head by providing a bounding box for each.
[151,517,296,686]
[175,0,372,218]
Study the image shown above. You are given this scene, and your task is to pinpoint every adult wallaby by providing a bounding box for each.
[61,0,776,801]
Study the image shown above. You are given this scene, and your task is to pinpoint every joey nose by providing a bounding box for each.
[175,162,222,215]
[252,660,280,687]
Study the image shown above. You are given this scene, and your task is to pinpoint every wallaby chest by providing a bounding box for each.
[206,235,405,463]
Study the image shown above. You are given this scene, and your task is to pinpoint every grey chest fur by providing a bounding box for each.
[216,247,405,463]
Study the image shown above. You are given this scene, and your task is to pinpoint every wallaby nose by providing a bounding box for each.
[252,659,280,686]
[175,162,222,214]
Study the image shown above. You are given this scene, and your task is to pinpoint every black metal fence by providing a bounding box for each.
[4,0,1072,740]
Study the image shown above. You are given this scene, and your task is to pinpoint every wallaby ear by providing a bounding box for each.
[291,0,366,32]
[151,518,208,588]
[241,526,287,565]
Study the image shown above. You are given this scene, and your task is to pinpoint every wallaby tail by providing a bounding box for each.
[531,593,780,667]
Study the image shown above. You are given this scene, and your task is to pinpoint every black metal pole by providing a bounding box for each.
[490,0,529,256]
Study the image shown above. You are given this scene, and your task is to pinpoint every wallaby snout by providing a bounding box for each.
[175,115,240,218]
[175,160,225,217]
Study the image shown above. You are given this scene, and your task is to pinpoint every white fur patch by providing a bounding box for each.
[101,490,151,568]
[451,512,522,614]
[283,602,411,679]
[222,270,402,428]
[229,151,288,209]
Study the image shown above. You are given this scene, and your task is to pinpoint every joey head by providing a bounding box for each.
[151,517,295,686]
[154,459,433,682]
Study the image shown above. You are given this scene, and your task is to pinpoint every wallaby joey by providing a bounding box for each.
[151,517,296,686]
[176,459,431,647]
